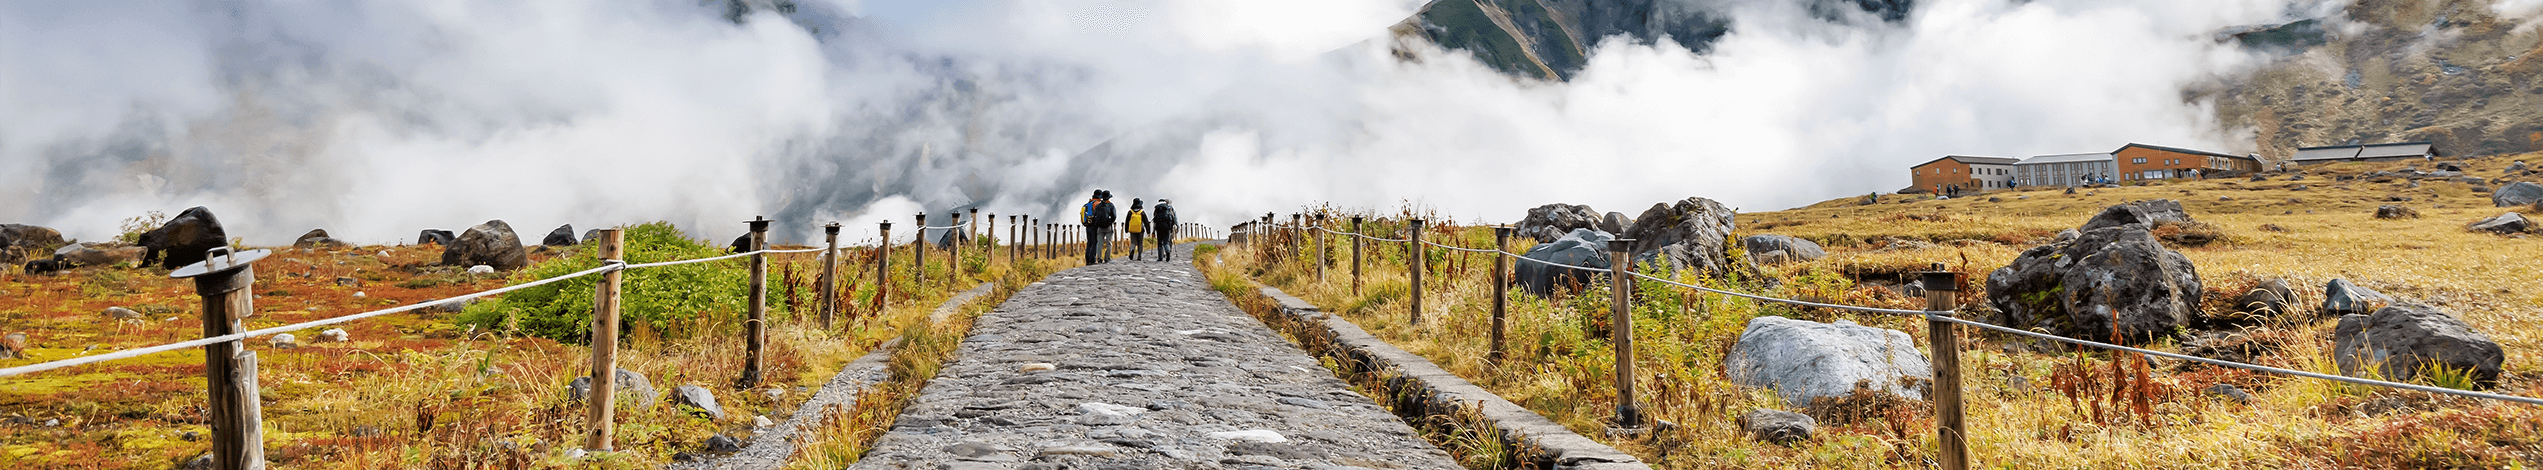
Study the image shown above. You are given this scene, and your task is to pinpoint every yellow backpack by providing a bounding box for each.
[1126,209,1146,233]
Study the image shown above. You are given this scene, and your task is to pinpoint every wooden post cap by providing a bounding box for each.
[747,216,770,232]
[1606,239,1635,252]
[824,223,840,235]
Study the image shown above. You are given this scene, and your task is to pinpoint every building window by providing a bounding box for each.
[2132,157,2147,164]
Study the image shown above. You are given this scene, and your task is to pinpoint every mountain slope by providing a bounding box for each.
[2211,0,2543,160]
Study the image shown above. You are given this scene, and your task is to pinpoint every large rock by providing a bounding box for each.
[54,243,144,268]
[439,220,529,271]
[0,224,65,264]
[293,229,348,249]
[1725,316,1932,408]
[2333,304,2505,386]
[1515,203,1602,243]
[2078,199,2193,232]
[672,384,726,420]
[1742,234,1825,265]
[1599,212,1633,234]
[138,207,228,269]
[2229,279,2297,318]
[1984,224,2202,343]
[416,229,455,246]
[1513,228,1612,297]
[2321,279,2392,317]
[568,368,660,409]
[2468,213,2531,234]
[2373,205,2419,219]
[2492,181,2543,207]
[1621,197,1738,275]
[543,224,577,247]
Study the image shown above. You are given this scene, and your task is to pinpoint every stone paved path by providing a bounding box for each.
[849,244,1463,470]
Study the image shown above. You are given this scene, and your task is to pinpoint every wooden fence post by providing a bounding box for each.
[1408,218,1424,324]
[1608,238,1641,428]
[1008,215,1018,264]
[913,213,927,288]
[1491,226,1511,362]
[171,247,269,470]
[1924,263,1968,470]
[1290,213,1303,263]
[1314,214,1326,283]
[820,223,839,330]
[741,216,770,388]
[875,221,890,316]
[586,229,624,451]
[969,208,980,250]
[1351,216,1364,295]
[949,210,963,278]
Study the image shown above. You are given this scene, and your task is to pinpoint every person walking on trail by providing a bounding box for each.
[1081,189,1117,264]
[1151,199,1178,262]
[1124,199,1148,261]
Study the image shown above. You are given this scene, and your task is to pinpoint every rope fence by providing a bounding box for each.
[1238,215,2542,469]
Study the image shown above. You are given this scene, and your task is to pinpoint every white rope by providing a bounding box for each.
[1627,271,1933,316]
[1930,313,2543,406]
[0,261,626,378]
[1421,239,1503,254]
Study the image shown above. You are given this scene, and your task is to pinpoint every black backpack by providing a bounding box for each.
[1153,204,1177,227]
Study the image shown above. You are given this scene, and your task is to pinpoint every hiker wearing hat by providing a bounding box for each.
[1081,189,1117,264]
[1124,198,1148,261]
[1150,198,1178,261]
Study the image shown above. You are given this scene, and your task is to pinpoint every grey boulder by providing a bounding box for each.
[2333,304,2504,386]
[1621,197,1739,275]
[2321,279,2392,317]
[1985,223,2202,344]
[2468,213,2531,234]
[567,368,658,409]
[1514,228,1613,297]
[1599,211,1634,234]
[417,229,456,246]
[0,224,64,265]
[293,229,349,249]
[1725,316,1931,408]
[1515,203,1602,243]
[54,243,143,268]
[1742,234,1825,265]
[2078,199,2193,232]
[543,224,578,247]
[440,220,529,271]
[2492,181,2543,207]
[2226,279,2297,320]
[672,384,725,420]
[2373,205,2419,219]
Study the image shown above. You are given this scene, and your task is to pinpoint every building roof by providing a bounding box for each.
[2291,141,2438,161]
[2016,153,2113,165]
[1912,155,2021,168]
[2115,143,2251,160]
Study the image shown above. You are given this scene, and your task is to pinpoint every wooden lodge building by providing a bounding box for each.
[1917,143,2261,193]
[1908,155,2019,194]
[2289,142,2442,166]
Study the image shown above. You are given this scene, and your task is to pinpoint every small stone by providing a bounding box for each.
[1206,430,1287,443]
[1035,445,1121,459]
[563,448,587,459]
[1077,402,1144,417]
[319,328,349,343]
[1737,409,1816,446]
[1276,397,1330,409]
[334,277,361,287]
[352,291,366,298]
[269,333,298,349]
[1019,363,1056,373]
[181,431,199,441]
[182,454,212,470]
[2207,383,2252,405]
[467,265,496,274]
[704,434,742,453]
[104,307,142,320]
[946,441,1016,458]
[0,332,27,359]
[753,415,774,428]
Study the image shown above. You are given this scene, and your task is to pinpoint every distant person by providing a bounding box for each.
[1081,189,1117,264]
[1124,199,1148,261]
[1151,199,1177,261]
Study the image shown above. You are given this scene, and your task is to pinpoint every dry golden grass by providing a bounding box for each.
[0,231,1056,469]
[1210,153,2543,468]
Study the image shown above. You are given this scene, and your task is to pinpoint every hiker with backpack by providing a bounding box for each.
[1151,199,1178,261]
[1081,189,1117,264]
[1124,199,1148,261]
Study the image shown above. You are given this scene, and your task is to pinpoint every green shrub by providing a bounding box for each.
[459,222,784,342]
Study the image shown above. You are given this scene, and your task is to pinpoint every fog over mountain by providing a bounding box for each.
[6,0,2524,245]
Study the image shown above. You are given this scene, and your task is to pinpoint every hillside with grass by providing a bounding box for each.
[1206,151,2543,468]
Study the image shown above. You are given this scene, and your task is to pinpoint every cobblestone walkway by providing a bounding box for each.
[849,245,1462,470]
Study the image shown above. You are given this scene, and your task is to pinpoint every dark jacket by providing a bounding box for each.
[1152,203,1177,231]
[1085,199,1118,228]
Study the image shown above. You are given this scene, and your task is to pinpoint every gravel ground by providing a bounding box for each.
[849,244,1462,470]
